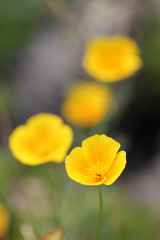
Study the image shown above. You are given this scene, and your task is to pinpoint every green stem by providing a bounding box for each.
[94,185,103,240]
[84,127,91,138]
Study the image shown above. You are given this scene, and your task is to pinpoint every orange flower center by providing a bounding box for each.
[96,173,102,178]
[86,161,108,182]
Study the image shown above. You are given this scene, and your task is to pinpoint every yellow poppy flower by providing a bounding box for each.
[61,81,114,127]
[82,35,143,82]
[9,113,73,165]
[0,204,10,238]
[65,134,126,185]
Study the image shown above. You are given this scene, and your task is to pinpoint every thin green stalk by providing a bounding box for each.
[94,185,103,240]
[46,163,61,226]
[84,127,92,138]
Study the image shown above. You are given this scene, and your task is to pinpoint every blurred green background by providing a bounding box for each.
[0,0,160,239]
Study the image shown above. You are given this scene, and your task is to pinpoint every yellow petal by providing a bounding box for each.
[9,113,73,165]
[50,124,73,163]
[27,113,63,136]
[65,147,103,185]
[103,151,126,185]
[82,135,120,173]
[8,125,40,165]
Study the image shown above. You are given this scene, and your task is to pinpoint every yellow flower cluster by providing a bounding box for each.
[9,113,73,165]
[82,35,143,82]
[65,134,126,186]
[8,36,134,186]
[61,81,114,127]
[0,204,10,238]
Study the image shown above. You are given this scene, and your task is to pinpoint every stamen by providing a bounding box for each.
[96,173,102,179]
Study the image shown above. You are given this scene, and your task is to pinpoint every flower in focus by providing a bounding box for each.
[82,35,143,82]
[9,113,73,165]
[0,204,10,238]
[65,134,126,185]
[61,81,114,127]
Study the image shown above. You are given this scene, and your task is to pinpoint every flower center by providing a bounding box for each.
[96,173,102,179]
[86,161,108,182]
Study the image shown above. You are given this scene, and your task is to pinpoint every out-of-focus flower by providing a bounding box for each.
[77,239,90,240]
[0,203,10,238]
[41,228,64,240]
[65,134,126,185]
[61,81,114,127]
[9,113,73,165]
[41,228,90,240]
[82,35,143,82]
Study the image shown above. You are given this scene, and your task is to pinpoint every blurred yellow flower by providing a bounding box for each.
[0,204,10,238]
[61,82,114,127]
[9,113,73,165]
[65,134,126,185]
[82,35,143,82]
